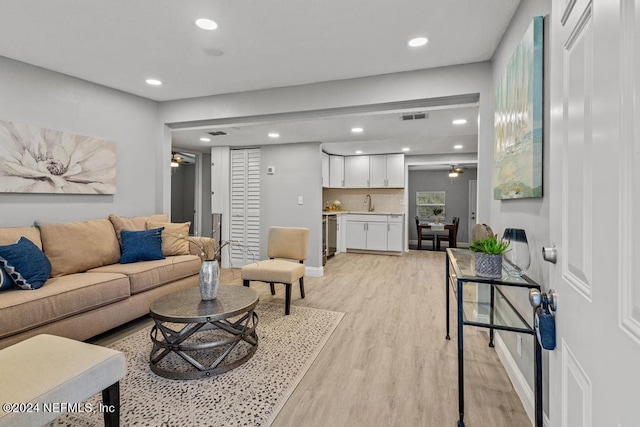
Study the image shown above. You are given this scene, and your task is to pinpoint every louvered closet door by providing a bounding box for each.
[230,148,260,267]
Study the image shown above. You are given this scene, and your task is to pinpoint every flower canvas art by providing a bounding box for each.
[0,120,116,194]
[493,16,543,200]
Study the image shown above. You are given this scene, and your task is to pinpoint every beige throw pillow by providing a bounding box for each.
[35,219,120,277]
[108,213,169,243]
[0,227,43,249]
[146,221,191,256]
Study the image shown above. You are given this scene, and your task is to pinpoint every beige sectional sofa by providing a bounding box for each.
[0,214,203,349]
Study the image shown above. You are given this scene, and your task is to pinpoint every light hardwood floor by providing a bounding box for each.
[94,250,532,427]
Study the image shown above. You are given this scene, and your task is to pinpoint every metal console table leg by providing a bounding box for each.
[457,277,465,427]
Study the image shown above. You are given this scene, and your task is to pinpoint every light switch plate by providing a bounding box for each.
[297,196,303,205]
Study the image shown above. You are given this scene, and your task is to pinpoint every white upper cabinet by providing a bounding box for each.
[332,153,404,188]
[385,154,405,187]
[344,156,370,188]
[368,154,405,188]
[329,155,344,188]
[369,155,387,187]
[321,152,329,187]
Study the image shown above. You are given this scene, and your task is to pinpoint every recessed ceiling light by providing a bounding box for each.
[200,137,211,142]
[145,78,162,86]
[408,37,428,47]
[452,119,467,125]
[454,145,463,150]
[402,147,410,152]
[355,150,363,154]
[195,18,218,30]
[268,133,280,138]
[351,127,364,133]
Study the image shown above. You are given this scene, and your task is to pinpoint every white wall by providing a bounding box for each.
[0,56,162,226]
[260,142,323,270]
[486,0,552,421]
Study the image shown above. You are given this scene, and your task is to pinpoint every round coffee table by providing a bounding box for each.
[149,285,259,379]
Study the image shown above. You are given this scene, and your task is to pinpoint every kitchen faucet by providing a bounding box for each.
[364,194,374,212]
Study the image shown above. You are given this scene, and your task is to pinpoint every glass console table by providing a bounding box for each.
[445,248,542,427]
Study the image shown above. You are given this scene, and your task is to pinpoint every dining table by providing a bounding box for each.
[417,222,456,250]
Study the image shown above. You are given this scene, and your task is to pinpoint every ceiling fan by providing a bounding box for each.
[171,152,188,168]
[448,165,465,177]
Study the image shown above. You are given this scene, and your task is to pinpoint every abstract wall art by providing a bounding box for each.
[493,16,543,200]
[0,120,116,194]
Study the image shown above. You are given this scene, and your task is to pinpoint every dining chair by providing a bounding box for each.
[437,216,460,251]
[241,226,309,315]
[415,216,436,250]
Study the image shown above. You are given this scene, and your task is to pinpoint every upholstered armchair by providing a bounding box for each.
[241,227,310,315]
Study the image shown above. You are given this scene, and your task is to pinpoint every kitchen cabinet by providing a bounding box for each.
[329,155,344,188]
[342,154,404,188]
[344,156,370,188]
[321,152,329,187]
[336,213,347,253]
[369,154,404,187]
[345,214,403,252]
[386,214,404,251]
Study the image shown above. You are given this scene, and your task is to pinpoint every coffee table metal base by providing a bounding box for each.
[150,310,258,379]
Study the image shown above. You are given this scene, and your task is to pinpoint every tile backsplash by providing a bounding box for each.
[323,188,404,213]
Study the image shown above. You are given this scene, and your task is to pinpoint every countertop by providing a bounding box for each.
[322,210,404,216]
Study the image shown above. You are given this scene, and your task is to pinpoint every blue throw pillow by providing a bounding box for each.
[120,227,165,264]
[0,237,52,290]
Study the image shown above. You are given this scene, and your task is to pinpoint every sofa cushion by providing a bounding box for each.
[241,259,306,284]
[0,237,51,289]
[0,272,130,339]
[146,221,191,256]
[0,227,42,249]
[120,228,165,264]
[108,213,169,243]
[88,255,201,294]
[35,219,121,277]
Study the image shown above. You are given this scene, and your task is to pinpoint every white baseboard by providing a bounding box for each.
[305,266,323,277]
[494,332,550,427]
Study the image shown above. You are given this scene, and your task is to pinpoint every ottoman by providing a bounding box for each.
[0,334,126,427]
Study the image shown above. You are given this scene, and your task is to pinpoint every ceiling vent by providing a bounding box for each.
[207,131,228,136]
[401,112,429,121]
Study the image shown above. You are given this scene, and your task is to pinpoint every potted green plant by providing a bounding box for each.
[469,235,510,278]
[432,206,444,223]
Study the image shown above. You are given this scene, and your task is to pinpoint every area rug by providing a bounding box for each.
[49,303,344,427]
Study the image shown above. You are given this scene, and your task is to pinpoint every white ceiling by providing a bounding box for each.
[0,0,521,159]
[172,105,480,157]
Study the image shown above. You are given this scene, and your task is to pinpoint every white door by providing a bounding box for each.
[321,152,329,187]
[468,179,477,244]
[329,155,344,188]
[385,154,405,187]
[387,222,403,252]
[229,148,260,266]
[346,221,367,249]
[548,1,640,426]
[366,222,388,251]
[369,155,387,187]
[344,155,370,187]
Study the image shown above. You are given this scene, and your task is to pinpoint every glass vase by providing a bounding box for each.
[199,260,220,301]
[502,228,531,277]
